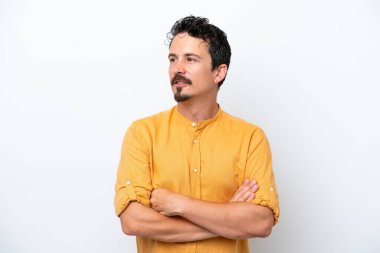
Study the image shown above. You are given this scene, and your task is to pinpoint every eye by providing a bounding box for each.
[187,57,196,62]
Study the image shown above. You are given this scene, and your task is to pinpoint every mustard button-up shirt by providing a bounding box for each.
[114,106,280,253]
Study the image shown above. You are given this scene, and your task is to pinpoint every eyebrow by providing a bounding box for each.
[168,53,201,59]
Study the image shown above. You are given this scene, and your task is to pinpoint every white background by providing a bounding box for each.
[1,0,379,252]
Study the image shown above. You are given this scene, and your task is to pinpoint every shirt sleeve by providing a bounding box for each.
[245,128,280,225]
[114,123,153,217]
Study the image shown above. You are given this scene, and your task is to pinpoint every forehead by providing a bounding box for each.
[169,33,209,56]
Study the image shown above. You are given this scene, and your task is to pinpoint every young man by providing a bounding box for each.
[114,16,279,253]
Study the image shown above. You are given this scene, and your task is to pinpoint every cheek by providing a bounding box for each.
[169,64,176,75]
[168,67,173,77]
[199,70,214,83]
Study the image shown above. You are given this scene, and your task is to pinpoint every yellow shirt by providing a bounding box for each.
[114,106,280,253]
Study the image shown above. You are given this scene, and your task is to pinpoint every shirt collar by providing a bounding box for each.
[174,104,222,130]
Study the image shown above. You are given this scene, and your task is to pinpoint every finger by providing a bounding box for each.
[237,181,258,201]
[249,180,258,188]
[235,179,257,197]
[240,188,255,201]
[231,184,251,201]
[247,192,255,202]
[229,194,239,202]
[237,180,257,196]
[231,188,253,202]
[251,183,259,193]
[230,179,258,202]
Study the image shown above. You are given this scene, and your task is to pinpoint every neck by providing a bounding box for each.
[177,99,219,122]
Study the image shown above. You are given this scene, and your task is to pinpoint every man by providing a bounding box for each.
[114,16,279,253]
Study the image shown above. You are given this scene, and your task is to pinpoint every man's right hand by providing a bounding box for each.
[229,179,259,202]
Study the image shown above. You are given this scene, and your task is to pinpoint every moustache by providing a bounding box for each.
[171,74,192,86]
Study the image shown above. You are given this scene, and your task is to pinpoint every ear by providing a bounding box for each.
[213,64,228,85]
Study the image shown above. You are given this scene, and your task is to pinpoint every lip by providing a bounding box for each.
[173,82,190,88]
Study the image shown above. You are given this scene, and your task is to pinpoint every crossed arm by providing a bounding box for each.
[119,179,274,242]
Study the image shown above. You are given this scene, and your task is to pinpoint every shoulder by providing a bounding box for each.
[122,107,174,147]
[129,107,174,133]
[220,110,264,134]
[220,111,272,153]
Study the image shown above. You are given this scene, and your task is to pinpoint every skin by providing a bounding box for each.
[121,180,259,242]
[119,32,274,241]
[168,32,227,122]
[150,182,273,239]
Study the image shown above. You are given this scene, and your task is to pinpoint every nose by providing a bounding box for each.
[174,58,186,74]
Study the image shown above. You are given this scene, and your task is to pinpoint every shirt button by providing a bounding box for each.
[269,187,273,192]
[193,168,198,173]
[191,122,196,127]
[193,139,197,143]
[126,180,131,185]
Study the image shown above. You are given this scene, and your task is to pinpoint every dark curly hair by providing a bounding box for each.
[167,16,231,88]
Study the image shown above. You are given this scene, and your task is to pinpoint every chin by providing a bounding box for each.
[174,93,192,102]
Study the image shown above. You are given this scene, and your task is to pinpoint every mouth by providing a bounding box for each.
[172,81,190,88]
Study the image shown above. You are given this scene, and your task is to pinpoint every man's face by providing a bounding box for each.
[168,33,218,102]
